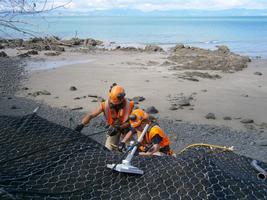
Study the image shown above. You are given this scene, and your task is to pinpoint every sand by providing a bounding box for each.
[17,49,267,131]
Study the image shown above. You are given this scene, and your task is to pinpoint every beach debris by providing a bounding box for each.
[144,45,164,52]
[254,72,263,76]
[74,97,80,100]
[241,119,254,124]
[0,51,8,57]
[205,113,216,120]
[91,99,98,102]
[44,51,61,56]
[69,86,77,91]
[223,116,232,120]
[241,94,249,97]
[146,106,159,114]
[71,107,83,111]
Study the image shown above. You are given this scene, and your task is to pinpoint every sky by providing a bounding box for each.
[63,0,267,12]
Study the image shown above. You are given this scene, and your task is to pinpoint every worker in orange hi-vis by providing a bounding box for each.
[75,83,134,151]
[119,109,174,156]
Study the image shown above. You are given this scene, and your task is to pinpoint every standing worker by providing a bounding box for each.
[75,83,135,151]
[119,109,174,156]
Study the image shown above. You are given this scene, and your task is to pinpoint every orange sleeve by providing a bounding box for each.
[101,102,106,112]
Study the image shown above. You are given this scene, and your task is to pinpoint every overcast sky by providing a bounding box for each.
[63,0,267,12]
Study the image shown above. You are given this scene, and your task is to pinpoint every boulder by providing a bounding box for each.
[255,139,267,146]
[146,106,159,114]
[169,105,178,111]
[205,113,216,120]
[173,44,185,52]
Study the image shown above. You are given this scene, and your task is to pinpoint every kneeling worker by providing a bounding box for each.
[119,109,174,156]
[75,83,134,151]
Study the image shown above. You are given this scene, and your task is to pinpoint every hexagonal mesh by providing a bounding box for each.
[0,114,266,200]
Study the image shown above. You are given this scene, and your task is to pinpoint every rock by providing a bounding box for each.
[0,51,8,57]
[71,107,83,111]
[88,95,98,98]
[10,105,17,109]
[31,90,51,97]
[144,45,164,52]
[173,44,185,52]
[54,96,59,99]
[169,105,178,111]
[18,53,30,57]
[132,96,146,103]
[7,97,12,99]
[241,119,254,124]
[223,116,232,120]
[69,86,77,91]
[201,89,208,92]
[178,98,191,106]
[44,51,61,56]
[254,72,263,76]
[22,87,29,90]
[241,94,249,97]
[146,106,159,114]
[84,38,103,47]
[74,97,80,100]
[255,139,267,146]
[205,113,216,120]
[28,37,43,43]
[217,45,230,54]
[51,46,65,52]
[27,50,38,55]
[91,99,98,102]
[189,108,194,110]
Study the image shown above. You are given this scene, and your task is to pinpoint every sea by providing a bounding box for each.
[3,16,267,58]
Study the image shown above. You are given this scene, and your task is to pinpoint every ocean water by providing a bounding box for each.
[3,16,267,58]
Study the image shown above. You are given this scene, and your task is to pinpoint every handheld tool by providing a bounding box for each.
[107,124,149,175]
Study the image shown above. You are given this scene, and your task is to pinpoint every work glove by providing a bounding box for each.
[74,124,84,133]
[107,126,118,136]
[118,142,126,152]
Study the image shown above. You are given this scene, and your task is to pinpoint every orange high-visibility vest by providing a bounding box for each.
[101,99,134,125]
[138,124,170,149]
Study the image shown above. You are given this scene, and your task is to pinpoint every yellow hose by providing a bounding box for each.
[179,143,234,154]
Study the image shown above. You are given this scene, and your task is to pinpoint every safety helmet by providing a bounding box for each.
[109,85,126,105]
[129,109,149,128]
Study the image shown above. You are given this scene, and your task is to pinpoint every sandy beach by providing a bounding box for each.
[17,47,267,131]
[1,38,267,162]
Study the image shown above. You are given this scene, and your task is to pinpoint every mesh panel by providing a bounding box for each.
[0,114,266,200]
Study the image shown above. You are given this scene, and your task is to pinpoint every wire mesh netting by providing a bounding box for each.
[0,114,266,200]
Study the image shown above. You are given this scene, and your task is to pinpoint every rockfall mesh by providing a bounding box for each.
[0,114,266,200]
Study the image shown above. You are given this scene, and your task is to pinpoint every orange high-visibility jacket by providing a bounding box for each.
[101,99,134,125]
[138,124,170,149]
